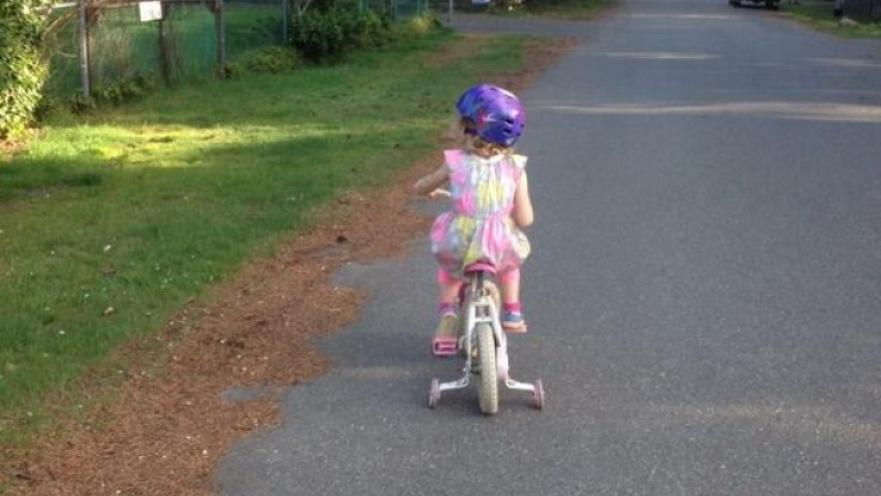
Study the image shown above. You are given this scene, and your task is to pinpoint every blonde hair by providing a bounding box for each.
[448,115,515,157]
[466,135,514,158]
[448,116,473,147]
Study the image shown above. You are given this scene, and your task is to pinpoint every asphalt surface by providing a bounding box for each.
[218,2,881,494]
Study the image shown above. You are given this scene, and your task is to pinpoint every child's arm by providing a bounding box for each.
[413,165,450,197]
[512,171,534,228]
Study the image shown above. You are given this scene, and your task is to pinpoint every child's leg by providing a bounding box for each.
[499,267,521,304]
[436,268,461,309]
[499,268,527,333]
[433,268,461,356]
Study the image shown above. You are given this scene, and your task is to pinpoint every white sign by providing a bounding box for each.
[139,1,162,22]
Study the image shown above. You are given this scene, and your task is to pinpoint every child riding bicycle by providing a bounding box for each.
[413,84,535,356]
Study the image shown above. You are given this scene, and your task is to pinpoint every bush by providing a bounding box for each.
[0,0,52,141]
[68,93,97,115]
[291,8,346,62]
[291,7,396,62]
[397,13,443,37]
[94,75,153,105]
[245,46,300,74]
[341,10,393,48]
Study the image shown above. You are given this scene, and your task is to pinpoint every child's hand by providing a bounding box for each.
[413,165,450,196]
[428,188,451,200]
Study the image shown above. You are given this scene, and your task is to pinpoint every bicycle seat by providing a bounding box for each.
[464,261,497,275]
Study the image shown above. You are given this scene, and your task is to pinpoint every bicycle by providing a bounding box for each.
[427,261,545,414]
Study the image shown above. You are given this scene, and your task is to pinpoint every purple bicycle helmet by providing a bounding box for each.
[473,86,525,147]
[456,84,490,121]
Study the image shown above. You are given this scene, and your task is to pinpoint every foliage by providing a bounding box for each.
[340,10,393,48]
[93,75,154,105]
[291,2,401,62]
[49,75,155,115]
[0,0,53,140]
[291,8,347,61]
[68,93,98,114]
[245,46,301,74]
[398,13,442,35]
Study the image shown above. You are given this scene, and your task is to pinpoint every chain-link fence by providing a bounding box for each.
[45,0,428,100]
[47,1,228,98]
[225,0,288,59]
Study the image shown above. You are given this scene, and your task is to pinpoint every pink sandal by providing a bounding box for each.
[432,337,458,356]
[431,314,459,357]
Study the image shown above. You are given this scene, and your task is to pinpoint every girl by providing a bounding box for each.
[414,85,534,357]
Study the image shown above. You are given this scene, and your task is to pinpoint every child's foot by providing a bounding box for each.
[502,311,527,333]
[502,302,527,333]
[432,304,459,356]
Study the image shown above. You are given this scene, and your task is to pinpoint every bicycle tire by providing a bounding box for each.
[476,323,499,415]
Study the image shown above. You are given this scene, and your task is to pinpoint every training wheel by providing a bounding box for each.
[530,379,545,410]
[428,378,440,408]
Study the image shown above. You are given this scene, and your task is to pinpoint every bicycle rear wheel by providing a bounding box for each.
[476,323,498,415]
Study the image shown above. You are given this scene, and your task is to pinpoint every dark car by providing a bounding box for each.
[730,0,779,9]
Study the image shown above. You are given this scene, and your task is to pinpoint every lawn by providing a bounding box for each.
[525,0,616,19]
[482,0,616,20]
[0,27,532,443]
[781,0,881,37]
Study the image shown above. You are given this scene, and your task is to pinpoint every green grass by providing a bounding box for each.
[781,1,881,37]
[485,0,616,20]
[0,28,533,444]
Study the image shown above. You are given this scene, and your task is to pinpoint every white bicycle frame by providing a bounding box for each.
[435,271,537,397]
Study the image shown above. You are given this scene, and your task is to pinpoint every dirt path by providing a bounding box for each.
[2,36,576,496]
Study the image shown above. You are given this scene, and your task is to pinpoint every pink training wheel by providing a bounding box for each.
[530,379,545,410]
[428,378,441,409]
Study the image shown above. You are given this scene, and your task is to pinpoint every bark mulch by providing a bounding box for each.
[2,36,578,496]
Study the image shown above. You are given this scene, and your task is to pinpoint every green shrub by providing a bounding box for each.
[94,75,153,105]
[32,94,58,121]
[0,0,52,141]
[291,8,346,62]
[341,10,391,47]
[245,46,300,74]
[400,14,443,36]
[61,75,153,114]
[291,7,397,62]
[68,93,97,114]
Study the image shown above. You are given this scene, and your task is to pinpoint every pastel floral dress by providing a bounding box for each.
[431,149,531,278]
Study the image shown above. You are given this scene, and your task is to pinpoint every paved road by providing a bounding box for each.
[219,1,881,494]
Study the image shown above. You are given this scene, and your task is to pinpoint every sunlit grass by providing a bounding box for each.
[0,29,534,443]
